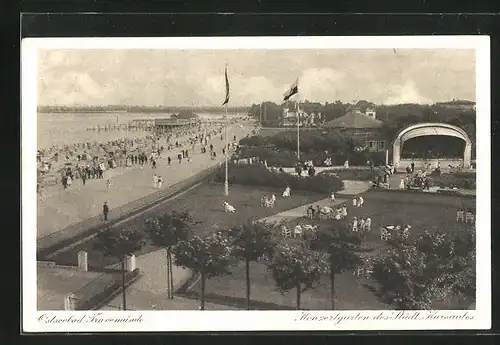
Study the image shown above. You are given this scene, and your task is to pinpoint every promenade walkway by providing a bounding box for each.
[37,123,253,240]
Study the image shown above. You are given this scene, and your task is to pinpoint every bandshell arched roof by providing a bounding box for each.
[395,123,471,145]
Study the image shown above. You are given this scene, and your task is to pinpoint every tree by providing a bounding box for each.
[172,231,233,310]
[364,229,476,309]
[267,242,328,310]
[308,222,366,309]
[93,228,146,311]
[145,211,197,299]
[226,222,276,310]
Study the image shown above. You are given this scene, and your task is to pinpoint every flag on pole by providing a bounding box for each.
[222,65,230,106]
[283,78,299,101]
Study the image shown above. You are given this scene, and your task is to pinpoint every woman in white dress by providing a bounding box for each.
[358,196,364,208]
[399,177,405,189]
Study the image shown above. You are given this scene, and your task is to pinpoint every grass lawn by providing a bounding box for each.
[50,182,325,270]
[184,190,476,310]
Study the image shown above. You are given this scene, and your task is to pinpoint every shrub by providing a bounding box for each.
[429,172,476,190]
[320,169,376,181]
[214,163,344,193]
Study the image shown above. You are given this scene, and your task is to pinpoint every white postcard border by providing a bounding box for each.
[22,36,491,332]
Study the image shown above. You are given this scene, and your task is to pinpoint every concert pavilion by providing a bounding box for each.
[392,122,473,172]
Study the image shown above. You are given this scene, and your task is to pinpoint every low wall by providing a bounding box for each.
[37,164,220,259]
[398,158,465,171]
[71,268,141,310]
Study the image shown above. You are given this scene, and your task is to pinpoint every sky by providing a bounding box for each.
[37,49,476,107]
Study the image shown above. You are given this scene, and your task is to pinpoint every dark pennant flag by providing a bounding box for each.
[283,78,299,101]
[222,65,230,106]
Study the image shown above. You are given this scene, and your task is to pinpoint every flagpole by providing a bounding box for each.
[224,103,229,196]
[296,99,300,161]
[223,64,229,197]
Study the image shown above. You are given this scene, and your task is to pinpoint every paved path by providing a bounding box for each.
[257,180,371,224]
[37,123,253,239]
[100,248,236,311]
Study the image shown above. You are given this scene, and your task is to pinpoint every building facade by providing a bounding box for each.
[323,106,386,152]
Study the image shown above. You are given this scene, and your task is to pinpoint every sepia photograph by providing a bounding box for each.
[22,36,490,332]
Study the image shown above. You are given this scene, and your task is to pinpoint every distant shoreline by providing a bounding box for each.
[37,107,251,114]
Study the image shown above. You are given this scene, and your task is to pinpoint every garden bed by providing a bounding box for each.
[428,172,476,190]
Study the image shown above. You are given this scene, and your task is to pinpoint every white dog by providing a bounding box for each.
[223,201,236,213]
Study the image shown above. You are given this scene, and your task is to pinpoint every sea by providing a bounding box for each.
[36,112,232,149]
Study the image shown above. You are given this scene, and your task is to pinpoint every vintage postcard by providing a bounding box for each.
[22,36,490,332]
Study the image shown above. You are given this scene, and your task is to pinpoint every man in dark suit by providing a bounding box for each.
[103,202,109,221]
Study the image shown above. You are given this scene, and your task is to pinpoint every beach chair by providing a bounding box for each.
[465,211,475,224]
[281,226,292,238]
[365,218,372,232]
[380,227,392,241]
[293,225,303,238]
[456,210,465,223]
[353,267,364,277]
[351,220,359,232]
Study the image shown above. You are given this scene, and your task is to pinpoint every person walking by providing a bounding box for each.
[167,156,171,165]
[153,174,158,188]
[103,202,109,221]
[157,176,163,189]
[177,153,182,164]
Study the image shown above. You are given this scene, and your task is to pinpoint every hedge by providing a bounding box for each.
[428,172,476,190]
[214,163,344,193]
[236,147,386,167]
[319,168,377,181]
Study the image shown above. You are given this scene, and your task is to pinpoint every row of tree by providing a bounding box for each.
[94,211,475,311]
[249,100,476,143]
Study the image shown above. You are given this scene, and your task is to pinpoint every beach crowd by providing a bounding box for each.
[36,120,243,195]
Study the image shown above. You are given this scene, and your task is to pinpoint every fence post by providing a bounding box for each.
[126,254,136,272]
[64,293,76,310]
[77,251,88,272]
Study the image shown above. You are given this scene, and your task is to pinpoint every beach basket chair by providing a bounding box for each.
[456,210,465,223]
[380,227,392,241]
